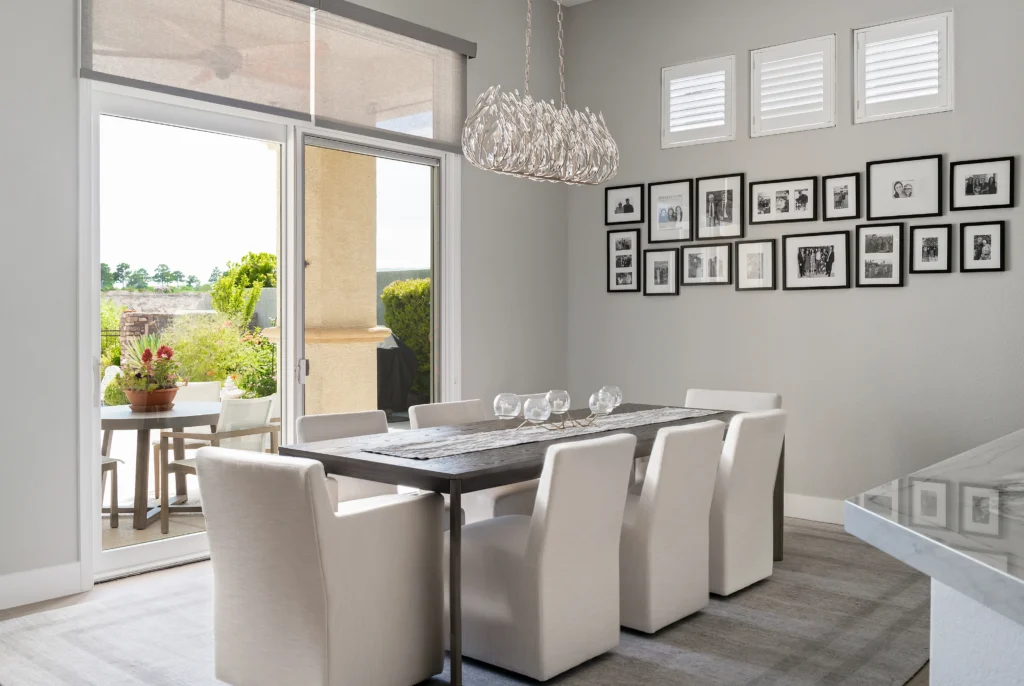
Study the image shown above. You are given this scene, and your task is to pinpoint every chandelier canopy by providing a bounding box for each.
[461,0,619,186]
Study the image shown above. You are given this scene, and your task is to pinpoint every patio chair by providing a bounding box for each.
[152,381,222,499]
[101,458,122,528]
[158,396,278,533]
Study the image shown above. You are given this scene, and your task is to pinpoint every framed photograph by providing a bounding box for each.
[782,230,850,290]
[643,248,679,296]
[696,173,745,240]
[950,157,1015,211]
[605,184,645,225]
[648,179,693,243]
[910,224,953,274]
[606,229,640,293]
[867,154,943,220]
[681,243,732,286]
[822,172,861,221]
[961,221,1006,272]
[910,478,949,529]
[856,223,904,287]
[863,479,901,523]
[735,239,776,291]
[959,483,1002,538]
[749,176,817,225]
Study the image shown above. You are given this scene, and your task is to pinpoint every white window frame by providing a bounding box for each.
[854,12,954,124]
[661,55,736,149]
[751,34,836,138]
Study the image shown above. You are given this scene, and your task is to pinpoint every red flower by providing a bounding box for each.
[141,348,153,363]
[156,345,174,360]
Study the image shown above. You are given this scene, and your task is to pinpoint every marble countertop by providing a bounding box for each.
[845,428,1024,626]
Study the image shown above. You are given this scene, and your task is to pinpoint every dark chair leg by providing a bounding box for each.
[110,465,119,528]
[773,445,785,562]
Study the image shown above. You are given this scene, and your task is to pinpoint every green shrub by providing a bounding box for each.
[211,252,276,321]
[103,375,129,406]
[162,313,246,383]
[381,278,431,398]
[100,298,125,363]
[235,331,278,399]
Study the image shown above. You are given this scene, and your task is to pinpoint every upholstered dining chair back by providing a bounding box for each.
[174,380,222,403]
[295,410,397,503]
[684,388,782,412]
[197,448,444,686]
[409,399,489,429]
[215,397,273,452]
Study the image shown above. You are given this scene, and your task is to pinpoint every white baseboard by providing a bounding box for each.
[785,493,845,525]
[0,562,84,612]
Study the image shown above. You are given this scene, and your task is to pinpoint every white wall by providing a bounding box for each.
[565,0,1024,505]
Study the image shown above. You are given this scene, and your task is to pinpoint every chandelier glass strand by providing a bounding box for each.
[461,0,619,186]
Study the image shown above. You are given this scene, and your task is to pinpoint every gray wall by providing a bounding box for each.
[565,0,1024,503]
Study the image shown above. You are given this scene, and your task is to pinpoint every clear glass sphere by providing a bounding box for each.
[601,385,623,408]
[546,390,571,414]
[589,389,615,415]
[494,392,522,420]
[523,396,553,423]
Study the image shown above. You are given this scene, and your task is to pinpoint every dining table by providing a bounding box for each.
[281,402,787,686]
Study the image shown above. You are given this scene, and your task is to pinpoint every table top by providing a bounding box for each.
[280,403,738,494]
[100,401,222,430]
[845,427,1024,626]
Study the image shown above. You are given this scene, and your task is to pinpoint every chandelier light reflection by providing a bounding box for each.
[461,0,619,186]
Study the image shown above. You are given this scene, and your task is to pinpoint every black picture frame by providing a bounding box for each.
[855,223,905,288]
[695,173,745,240]
[643,248,680,296]
[950,157,1016,211]
[748,176,818,225]
[781,230,851,291]
[866,154,943,220]
[958,482,1003,539]
[606,228,641,293]
[734,239,777,291]
[909,224,953,274]
[680,243,732,286]
[960,221,1007,273]
[822,172,862,221]
[647,179,694,243]
[605,184,645,226]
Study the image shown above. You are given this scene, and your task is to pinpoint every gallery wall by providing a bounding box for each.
[564,0,1024,518]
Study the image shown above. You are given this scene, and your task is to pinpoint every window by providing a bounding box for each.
[661,56,735,148]
[855,12,953,124]
[751,35,835,137]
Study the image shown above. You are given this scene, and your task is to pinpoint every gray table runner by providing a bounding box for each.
[365,407,723,460]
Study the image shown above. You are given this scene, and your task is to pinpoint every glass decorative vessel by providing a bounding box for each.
[589,389,615,416]
[601,385,623,408]
[523,396,553,424]
[546,390,571,414]
[494,393,522,420]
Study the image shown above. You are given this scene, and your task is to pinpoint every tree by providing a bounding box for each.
[100,263,115,290]
[126,268,150,290]
[208,267,223,284]
[153,264,172,285]
[170,270,185,286]
[113,262,131,287]
[228,252,277,288]
[186,275,200,289]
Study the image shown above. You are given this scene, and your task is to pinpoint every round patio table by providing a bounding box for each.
[100,402,221,530]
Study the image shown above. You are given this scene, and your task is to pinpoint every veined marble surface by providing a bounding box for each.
[845,427,1024,626]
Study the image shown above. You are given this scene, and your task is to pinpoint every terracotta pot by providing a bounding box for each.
[125,387,178,413]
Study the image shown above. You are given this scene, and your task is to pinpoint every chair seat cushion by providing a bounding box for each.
[444,516,530,623]
[166,457,198,473]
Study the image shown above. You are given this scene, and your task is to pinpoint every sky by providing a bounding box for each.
[99,115,432,283]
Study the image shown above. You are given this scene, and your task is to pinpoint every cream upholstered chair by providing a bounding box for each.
[408,398,489,429]
[196,448,443,686]
[152,380,222,498]
[619,420,725,633]
[709,410,788,596]
[446,433,636,681]
[295,410,397,503]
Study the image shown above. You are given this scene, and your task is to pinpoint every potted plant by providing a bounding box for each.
[122,334,182,412]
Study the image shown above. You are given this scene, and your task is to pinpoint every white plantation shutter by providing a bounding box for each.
[855,13,953,123]
[662,56,735,148]
[751,35,835,137]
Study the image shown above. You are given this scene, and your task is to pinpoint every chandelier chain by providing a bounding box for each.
[524,0,533,96]
[557,0,566,109]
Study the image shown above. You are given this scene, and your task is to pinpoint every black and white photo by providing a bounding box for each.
[782,230,850,290]
[696,173,745,239]
[643,247,679,296]
[648,179,693,242]
[605,183,645,225]
[960,221,1006,272]
[910,224,952,274]
[735,239,776,291]
[959,484,1002,537]
[857,223,904,287]
[822,172,861,221]
[867,155,942,220]
[682,243,732,286]
[950,157,1015,211]
[910,478,949,529]
[607,228,640,293]
[749,176,818,225]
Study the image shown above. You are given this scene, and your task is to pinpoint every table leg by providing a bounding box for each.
[133,428,151,529]
[101,429,112,458]
[773,444,785,562]
[174,436,187,499]
[449,479,462,686]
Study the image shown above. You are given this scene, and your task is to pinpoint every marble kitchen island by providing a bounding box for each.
[845,429,1024,685]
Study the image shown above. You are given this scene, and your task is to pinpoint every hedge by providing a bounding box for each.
[381,277,431,399]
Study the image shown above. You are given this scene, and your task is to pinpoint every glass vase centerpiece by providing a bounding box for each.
[493,386,622,431]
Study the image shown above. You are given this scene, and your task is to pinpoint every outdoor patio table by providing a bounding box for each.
[100,402,221,529]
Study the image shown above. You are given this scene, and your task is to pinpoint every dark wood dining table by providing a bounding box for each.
[280,403,782,686]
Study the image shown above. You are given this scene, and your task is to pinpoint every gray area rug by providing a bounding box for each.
[0,520,928,685]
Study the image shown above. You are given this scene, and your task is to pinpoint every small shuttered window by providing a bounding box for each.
[751,35,835,137]
[855,12,953,124]
[661,56,735,149]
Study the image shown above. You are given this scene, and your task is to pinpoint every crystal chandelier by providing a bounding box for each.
[461,0,619,186]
